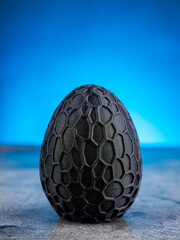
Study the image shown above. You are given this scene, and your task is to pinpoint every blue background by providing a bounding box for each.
[1,0,180,147]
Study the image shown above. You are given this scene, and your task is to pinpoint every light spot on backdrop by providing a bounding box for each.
[129,111,166,145]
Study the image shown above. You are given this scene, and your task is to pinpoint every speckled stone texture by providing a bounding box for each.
[0,147,180,240]
[40,85,142,223]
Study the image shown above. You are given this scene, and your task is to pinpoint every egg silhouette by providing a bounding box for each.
[40,84,142,223]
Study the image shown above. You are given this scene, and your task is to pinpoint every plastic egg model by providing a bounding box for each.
[40,84,142,223]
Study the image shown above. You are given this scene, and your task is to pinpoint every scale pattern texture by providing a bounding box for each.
[40,84,142,223]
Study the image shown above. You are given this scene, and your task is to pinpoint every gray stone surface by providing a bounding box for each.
[0,147,180,240]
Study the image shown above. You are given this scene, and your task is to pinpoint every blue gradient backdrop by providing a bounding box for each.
[1,0,180,146]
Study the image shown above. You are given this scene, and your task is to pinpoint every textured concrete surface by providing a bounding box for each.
[0,147,180,240]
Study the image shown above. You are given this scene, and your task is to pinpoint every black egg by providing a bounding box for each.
[40,84,142,223]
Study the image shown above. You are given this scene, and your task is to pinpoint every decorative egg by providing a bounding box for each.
[40,84,142,223]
